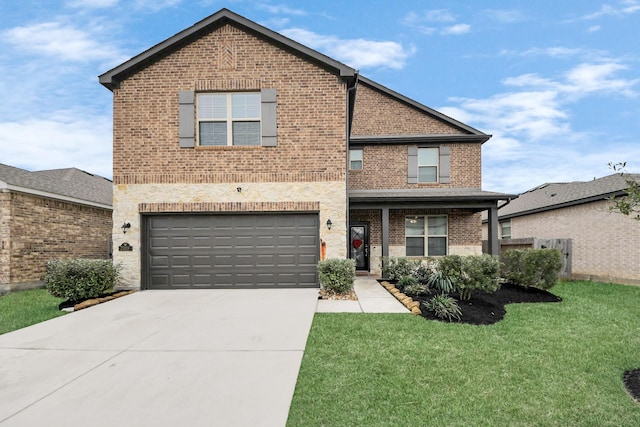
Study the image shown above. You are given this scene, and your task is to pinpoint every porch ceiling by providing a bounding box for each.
[348,188,517,212]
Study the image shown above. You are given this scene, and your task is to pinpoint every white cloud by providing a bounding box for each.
[403,9,470,36]
[484,9,524,23]
[0,115,113,179]
[2,21,123,62]
[441,59,639,193]
[588,25,601,32]
[280,28,415,70]
[66,0,119,7]
[133,0,181,11]
[578,0,640,20]
[258,3,308,16]
[441,24,470,35]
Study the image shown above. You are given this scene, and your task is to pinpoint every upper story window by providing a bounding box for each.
[418,147,438,183]
[349,149,363,170]
[197,92,261,146]
[405,215,448,257]
[500,220,512,240]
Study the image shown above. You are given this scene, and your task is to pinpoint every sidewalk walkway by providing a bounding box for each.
[316,276,409,313]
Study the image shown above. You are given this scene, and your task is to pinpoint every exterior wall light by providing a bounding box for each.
[121,222,131,234]
[326,219,332,230]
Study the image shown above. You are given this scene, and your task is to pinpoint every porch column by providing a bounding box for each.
[381,207,389,268]
[487,205,499,256]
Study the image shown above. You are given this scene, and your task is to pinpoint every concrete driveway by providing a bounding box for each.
[0,289,319,427]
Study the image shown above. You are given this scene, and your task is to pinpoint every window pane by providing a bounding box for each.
[199,122,227,146]
[418,147,438,165]
[405,216,424,236]
[406,237,424,256]
[418,166,437,182]
[428,237,447,256]
[198,94,226,119]
[428,216,447,236]
[233,121,260,146]
[232,93,260,118]
[349,149,362,161]
[350,160,363,170]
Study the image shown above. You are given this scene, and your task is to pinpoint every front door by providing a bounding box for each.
[349,223,369,271]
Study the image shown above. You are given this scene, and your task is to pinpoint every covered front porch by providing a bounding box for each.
[347,188,517,275]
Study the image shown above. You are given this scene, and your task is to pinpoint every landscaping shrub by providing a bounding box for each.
[411,263,432,286]
[45,259,120,301]
[423,294,462,321]
[425,262,454,293]
[318,258,356,294]
[437,254,501,300]
[502,248,563,290]
[403,282,429,296]
[382,257,421,281]
[397,275,417,292]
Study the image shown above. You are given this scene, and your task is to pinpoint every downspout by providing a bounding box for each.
[345,72,359,258]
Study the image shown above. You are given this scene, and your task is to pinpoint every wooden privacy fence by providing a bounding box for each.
[483,238,572,280]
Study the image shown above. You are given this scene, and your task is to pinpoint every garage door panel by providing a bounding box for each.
[145,213,319,289]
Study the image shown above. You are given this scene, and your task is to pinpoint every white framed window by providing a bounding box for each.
[500,220,512,240]
[418,147,438,183]
[405,215,448,256]
[349,149,363,170]
[197,92,261,146]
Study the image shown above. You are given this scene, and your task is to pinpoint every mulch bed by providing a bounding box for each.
[408,282,562,326]
[58,289,135,311]
[623,369,640,403]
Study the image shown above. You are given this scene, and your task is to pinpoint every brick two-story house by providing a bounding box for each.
[99,8,514,289]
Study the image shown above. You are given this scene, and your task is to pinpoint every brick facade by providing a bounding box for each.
[348,143,481,190]
[112,24,346,185]
[0,191,112,288]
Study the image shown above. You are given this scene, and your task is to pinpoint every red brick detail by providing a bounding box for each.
[139,201,320,213]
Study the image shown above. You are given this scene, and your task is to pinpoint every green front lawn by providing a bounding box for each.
[288,281,640,426]
[0,288,66,335]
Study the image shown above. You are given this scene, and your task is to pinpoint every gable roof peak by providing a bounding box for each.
[99,8,357,90]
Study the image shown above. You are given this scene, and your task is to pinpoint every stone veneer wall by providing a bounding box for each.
[114,181,346,288]
[0,191,112,289]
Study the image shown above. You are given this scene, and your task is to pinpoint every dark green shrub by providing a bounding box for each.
[45,259,120,301]
[425,263,454,294]
[502,249,562,290]
[318,258,356,293]
[382,257,421,281]
[397,275,417,292]
[411,263,432,286]
[437,254,501,300]
[424,294,462,321]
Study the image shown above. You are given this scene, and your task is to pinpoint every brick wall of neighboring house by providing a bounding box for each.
[506,200,640,285]
[112,23,346,184]
[348,143,482,189]
[351,83,462,136]
[1,191,112,287]
[0,191,10,285]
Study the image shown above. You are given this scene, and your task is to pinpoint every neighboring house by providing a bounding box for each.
[0,164,113,292]
[482,173,640,286]
[99,8,514,290]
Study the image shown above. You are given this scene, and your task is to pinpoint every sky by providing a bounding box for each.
[0,0,639,194]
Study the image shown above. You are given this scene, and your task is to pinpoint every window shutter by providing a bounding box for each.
[407,145,418,184]
[439,146,451,184]
[261,88,277,147]
[179,91,195,148]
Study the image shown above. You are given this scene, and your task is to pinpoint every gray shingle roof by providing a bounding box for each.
[498,173,639,218]
[0,163,112,207]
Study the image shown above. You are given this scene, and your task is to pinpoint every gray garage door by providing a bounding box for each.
[144,213,319,289]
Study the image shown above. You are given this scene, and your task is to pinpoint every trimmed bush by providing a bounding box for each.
[411,263,432,286]
[318,258,356,294]
[502,249,563,290]
[45,259,120,301]
[424,294,462,322]
[397,275,418,292]
[437,254,501,300]
[403,282,429,296]
[382,257,421,281]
